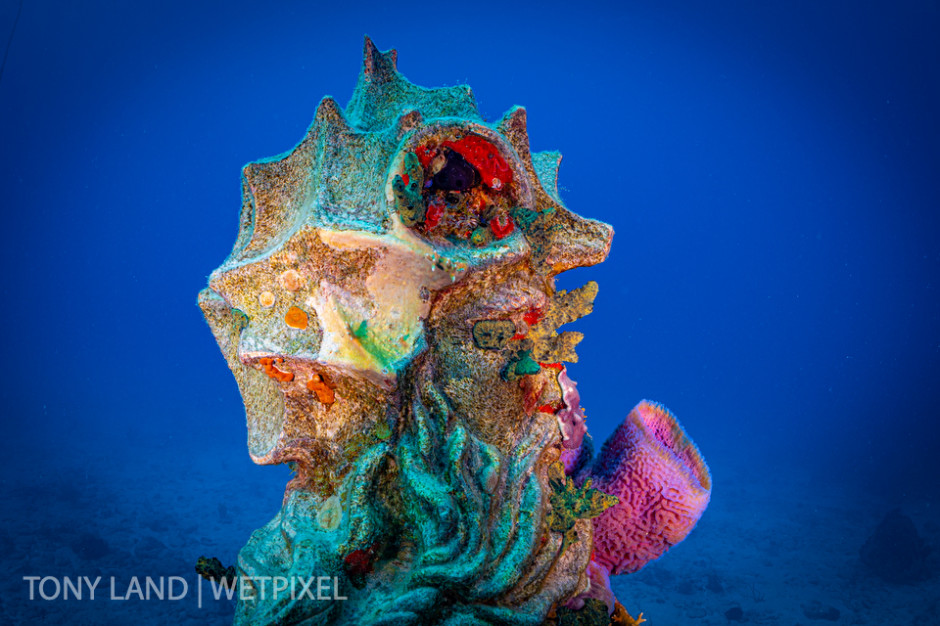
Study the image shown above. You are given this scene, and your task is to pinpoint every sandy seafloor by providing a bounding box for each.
[1,441,936,625]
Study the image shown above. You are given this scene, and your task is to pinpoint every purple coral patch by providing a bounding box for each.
[586,400,711,575]
[556,368,587,450]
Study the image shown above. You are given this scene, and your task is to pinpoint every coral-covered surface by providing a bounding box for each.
[198,38,710,625]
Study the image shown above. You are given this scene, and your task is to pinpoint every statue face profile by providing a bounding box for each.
[199,86,609,481]
[198,38,710,626]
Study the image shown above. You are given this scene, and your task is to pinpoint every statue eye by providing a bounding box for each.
[392,133,519,246]
[431,148,480,191]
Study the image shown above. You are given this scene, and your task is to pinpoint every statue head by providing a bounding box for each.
[198,38,707,626]
[199,38,611,488]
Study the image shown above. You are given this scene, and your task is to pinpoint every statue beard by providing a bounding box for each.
[383,357,592,624]
[233,355,592,626]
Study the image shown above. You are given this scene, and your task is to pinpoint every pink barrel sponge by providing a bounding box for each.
[586,400,712,575]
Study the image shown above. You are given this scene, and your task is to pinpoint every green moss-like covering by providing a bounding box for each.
[501,349,542,381]
[392,151,426,226]
[546,462,618,552]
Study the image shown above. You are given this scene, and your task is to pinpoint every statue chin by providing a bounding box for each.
[198,36,710,626]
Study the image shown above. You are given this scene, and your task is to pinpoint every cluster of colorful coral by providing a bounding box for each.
[393,134,517,244]
[468,281,599,392]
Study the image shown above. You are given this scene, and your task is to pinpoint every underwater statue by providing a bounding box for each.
[198,38,711,626]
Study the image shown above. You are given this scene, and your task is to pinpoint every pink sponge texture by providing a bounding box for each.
[587,400,711,575]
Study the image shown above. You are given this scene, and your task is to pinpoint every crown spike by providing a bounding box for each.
[497,106,531,162]
[362,35,398,80]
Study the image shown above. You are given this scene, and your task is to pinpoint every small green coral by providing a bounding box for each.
[392,152,426,226]
[345,420,393,458]
[470,225,492,247]
[515,351,541,376]
[372,421,392,441]
[545,461,618,552]
[231,307,249,331]
[510,206,540,230]
[500,349,541,381]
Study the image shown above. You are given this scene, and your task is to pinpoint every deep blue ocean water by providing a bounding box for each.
[1,1,938,624]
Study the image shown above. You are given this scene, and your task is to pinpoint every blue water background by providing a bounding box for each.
[1,0,938,622]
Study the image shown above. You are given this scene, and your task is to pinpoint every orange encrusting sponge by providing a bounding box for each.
[258,357,294,383]
[284,306,309,329]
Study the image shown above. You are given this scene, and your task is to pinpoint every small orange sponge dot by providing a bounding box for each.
[306,373,336,404]
[279,269,304,292]
[284,306,308,329]
[259,291,275,307]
